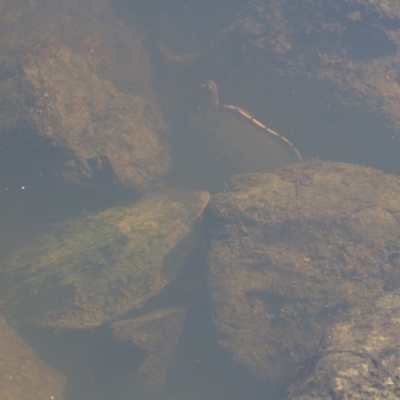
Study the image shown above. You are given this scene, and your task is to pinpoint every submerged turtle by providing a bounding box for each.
[188,79,302,186]
[2,189,209,329]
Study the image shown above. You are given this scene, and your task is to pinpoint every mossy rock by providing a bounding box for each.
[2,190,209,329]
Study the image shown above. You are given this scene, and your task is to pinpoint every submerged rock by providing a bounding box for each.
[0,0,171,192]
[112,307,187,388]
[284,288,400,400]
[204,160,400,385]
[2,190,209,329]
[0,315,66,399]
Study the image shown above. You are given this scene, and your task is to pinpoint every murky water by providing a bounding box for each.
[1,1,400,399]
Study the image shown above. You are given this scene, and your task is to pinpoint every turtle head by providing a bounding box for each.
[201,79,219,106]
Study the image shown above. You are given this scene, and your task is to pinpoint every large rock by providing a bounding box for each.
[2,190,209,329]
[204,160,400,385]
[0,0,170,192]
[234,0,400,133]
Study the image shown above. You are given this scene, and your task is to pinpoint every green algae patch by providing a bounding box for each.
[2,190,209,329]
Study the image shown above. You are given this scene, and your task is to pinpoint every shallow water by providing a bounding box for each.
[1,1,400,400]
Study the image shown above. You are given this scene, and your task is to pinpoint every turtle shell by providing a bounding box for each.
[2,189,209,329]
[189,80,302,185]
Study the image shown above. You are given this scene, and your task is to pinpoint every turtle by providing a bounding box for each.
[2,189,209,329]
[184,79,302,190]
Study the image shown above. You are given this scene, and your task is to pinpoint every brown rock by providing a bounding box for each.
[205,160,400,385]
[112,307,187,387]
[285,288,400,400]
[0,315,66,399]
[0,0,170,192]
